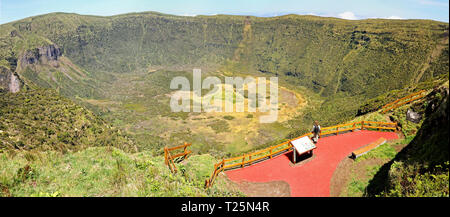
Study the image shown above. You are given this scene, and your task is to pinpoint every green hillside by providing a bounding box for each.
[0,88,133,152]
[0,11,448,197]
[1,12,448,152]
[1,12,448,97]
[0,146,241,197]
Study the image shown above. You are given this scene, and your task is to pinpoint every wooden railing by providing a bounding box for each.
[204,120,398,188]
[164,142,192,173]
[381,90,427,114]
[204,160,225,188]
[320,121,361,136]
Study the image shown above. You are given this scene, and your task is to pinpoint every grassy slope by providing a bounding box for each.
[0,86,241,197]
[0,146,242,197]
[0,88,133,152]
[337,83,449,197]
[340,138,411,197]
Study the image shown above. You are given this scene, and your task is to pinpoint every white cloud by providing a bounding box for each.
[386,15,404,19]
[181,13,197,17]
[338,11,358,20]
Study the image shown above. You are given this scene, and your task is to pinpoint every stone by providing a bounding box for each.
[406,109,422,123]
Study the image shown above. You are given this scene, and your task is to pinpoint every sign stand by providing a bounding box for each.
[293,148,296,164]
[290,136,316,164]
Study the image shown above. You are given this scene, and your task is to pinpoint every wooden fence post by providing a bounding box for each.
[185,143,190,160]
[210,169,215,186]
[164,147,168,165]
[361,121,364,130]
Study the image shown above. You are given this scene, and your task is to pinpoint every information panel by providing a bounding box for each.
[290,136,316,155]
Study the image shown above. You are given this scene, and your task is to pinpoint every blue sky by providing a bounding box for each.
[0,0,448,24]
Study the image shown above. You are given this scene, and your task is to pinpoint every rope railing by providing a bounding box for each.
[164,142,192,173]
[204,120,398,188]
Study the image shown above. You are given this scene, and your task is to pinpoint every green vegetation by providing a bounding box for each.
[207,119,231,134]
[1,12,448,107]
[0,11,448,197]
[0,146,242,196]
[357,74,448,116]
[365,85,449,197]
[355,141,399,163]
[382,161,449,197]
[340,139,408,197]
[1,12,448,152]
[223,115,235,120]
[338,84,448,197]
[0,88,133,152]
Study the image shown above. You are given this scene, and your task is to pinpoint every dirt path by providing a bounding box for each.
[229,179,291,197]
[329,157,386,196]
[329,140,409,197]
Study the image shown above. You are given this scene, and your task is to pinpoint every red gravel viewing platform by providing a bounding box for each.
[225,130,399,197]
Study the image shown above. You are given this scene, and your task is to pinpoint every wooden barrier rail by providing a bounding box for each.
[204,120,398,188]
[320,121,361,136]
[204,160,225,188]
[164,142,192,173]
[381,90,426,114]
[351,137,387,159]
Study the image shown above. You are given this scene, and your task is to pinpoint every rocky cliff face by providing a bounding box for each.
[20,44,62,65]
[0,44,60,93]
[9,73,20,93]
[0,67,11,92]
[0,66,21,93]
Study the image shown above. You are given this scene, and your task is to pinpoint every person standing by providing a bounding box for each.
[311,121,321,143]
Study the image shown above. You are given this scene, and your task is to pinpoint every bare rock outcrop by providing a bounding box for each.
[406,109,422,123]
[0,66,21,93]
[20,44,62,65]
